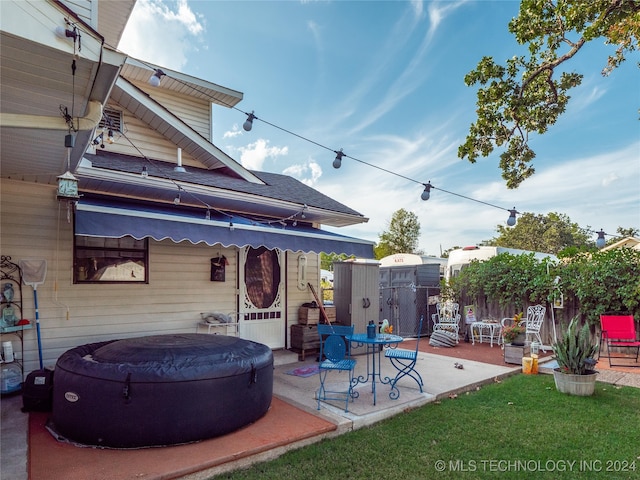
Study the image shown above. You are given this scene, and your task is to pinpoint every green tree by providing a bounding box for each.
[459,0,639,188]
[486,211,592,254]
[375,209,422,259]
[320,252,350,271]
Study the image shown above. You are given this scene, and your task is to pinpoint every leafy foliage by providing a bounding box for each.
[449,246,640,329]
[459,0,640,188]
[374,209,422,259]
[449,252,556,310]
[319,252,350,271]
[552,317,598,374]
[560,247,640,325]
[488,211,593,254]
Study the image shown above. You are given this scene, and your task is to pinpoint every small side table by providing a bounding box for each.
[196,322,239,336]
[470,321,502,347]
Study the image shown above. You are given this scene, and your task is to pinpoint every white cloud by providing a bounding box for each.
[118,0,205,70]
[222,125,243,139]
[283,160,323,187]
[237,139,288,171]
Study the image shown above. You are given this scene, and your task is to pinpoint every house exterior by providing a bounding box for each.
[600,236,640,252]
[0,0,373,374]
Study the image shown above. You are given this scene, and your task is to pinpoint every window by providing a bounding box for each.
[74,236,148,283]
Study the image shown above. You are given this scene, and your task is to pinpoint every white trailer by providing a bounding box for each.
[446,246,557,281]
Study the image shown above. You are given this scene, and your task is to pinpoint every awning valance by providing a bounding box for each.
[75,197,374,258]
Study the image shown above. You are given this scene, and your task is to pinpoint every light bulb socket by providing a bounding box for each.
[421,183,431,201]
[148,68,165,87]
[243,111,256,132]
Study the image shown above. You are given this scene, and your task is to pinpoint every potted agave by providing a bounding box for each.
[552,317,599,396]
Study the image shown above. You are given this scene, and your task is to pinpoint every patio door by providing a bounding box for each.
[238,246,285,349]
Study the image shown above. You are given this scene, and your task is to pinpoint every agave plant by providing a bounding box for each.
[552,317,599,375]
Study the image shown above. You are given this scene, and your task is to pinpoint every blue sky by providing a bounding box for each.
[119,0,640,256]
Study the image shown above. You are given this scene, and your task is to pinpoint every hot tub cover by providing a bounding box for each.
[51,334,274,448]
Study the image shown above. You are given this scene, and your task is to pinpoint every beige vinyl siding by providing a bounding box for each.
[97,104,202,167]
[284,252,321,348]
[59,0,93,25]
[130,80,212,140]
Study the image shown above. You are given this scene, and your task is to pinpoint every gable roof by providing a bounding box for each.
[79,150,368,227]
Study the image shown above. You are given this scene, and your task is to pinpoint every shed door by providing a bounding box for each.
[238,246,285,349]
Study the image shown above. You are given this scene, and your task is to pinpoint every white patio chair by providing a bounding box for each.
[524,304,546,352]
[432,302,461,343]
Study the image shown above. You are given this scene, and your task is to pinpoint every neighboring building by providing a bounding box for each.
[0,0,373,373]
[600,237,640,252]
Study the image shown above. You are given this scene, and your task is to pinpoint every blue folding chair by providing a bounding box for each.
[385,316,424,396]
[317,324,358,412]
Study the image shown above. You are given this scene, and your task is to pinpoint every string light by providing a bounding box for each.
[421,182,431,201]
[126,57,624,233]
[333,149,345,169]
[243,111,256,131]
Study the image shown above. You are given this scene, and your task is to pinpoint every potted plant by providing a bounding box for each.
[551,317,599,396]
[502,313,526,345]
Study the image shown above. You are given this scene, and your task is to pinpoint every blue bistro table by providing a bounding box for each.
[346,333,404,405]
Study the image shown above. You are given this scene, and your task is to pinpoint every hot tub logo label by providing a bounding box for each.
[65,391,79,402]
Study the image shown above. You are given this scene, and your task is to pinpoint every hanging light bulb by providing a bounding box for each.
[141,165,148,178]
[596,229,606,248]
[205,209,211,221]
[106,129,115,144]
[229,221,234,231]
[507,208,518,226]
[243,111,256,131]
[333,149,345,169]
[148,68,165,87]
[421,182,432,201]
[174,191,181,205]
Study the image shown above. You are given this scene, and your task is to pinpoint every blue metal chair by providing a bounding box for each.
[317,324,358,412]
[385,316,424,396]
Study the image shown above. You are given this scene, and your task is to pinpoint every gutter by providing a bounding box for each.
[0,100,103,131]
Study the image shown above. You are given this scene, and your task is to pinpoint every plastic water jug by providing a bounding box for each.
[1,363,22,394]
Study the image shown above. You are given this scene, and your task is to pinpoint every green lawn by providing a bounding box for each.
[213,374,640,480]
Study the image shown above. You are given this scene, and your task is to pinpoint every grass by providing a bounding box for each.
[212,375,640,480]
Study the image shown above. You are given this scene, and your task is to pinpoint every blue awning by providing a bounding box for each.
[75,197,374,257]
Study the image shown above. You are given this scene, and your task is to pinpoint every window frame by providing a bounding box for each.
[73,235,149,284]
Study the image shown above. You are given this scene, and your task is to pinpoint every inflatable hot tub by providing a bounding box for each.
[50,333,273,448]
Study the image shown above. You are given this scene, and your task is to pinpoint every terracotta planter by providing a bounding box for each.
[553,369,598,396]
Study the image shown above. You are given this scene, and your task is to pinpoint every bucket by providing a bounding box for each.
[1,363,22,394]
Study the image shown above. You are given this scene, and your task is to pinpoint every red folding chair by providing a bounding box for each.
[600,315,640,367]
